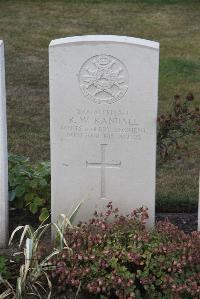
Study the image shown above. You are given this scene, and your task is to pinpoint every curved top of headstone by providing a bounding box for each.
[49,35,159,50]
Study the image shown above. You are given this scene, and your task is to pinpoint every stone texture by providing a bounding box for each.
[49,35,159,226]
[0,41,8,248]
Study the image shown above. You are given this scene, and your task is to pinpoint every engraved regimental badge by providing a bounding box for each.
[79,54,129,104]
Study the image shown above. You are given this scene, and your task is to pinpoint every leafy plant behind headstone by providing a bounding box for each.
[157,93,200,162]
[8,154,50,222]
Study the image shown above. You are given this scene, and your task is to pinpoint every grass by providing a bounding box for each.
[0,0,199,212]
[156,139,199,212]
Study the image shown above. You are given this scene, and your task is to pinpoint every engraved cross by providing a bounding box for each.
[86,144,121,199]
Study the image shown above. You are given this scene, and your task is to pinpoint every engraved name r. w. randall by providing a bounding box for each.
[79,55,129,104]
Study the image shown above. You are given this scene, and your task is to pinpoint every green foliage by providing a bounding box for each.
[8,154,51,222]
[51,203,200,299]
[8,221,64,299]
[0,256,9,280]
[0,208,81,299]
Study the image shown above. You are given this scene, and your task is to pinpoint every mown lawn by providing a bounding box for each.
[0,0,199,212]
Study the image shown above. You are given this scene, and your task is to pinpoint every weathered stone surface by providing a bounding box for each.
[0,40,8,248]
[49,35,159,226]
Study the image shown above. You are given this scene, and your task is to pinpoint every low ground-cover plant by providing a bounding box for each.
[8,154,51,222]
[1,204,199,298]
[157,93,200,162]
[51,203,200,299]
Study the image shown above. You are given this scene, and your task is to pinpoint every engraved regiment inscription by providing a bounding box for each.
[79,55,129,104]
[86,144,121,199]
[61,109,146,141]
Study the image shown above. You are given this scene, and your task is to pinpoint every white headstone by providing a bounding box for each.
[0,40,8,248]
[49,35,159,226]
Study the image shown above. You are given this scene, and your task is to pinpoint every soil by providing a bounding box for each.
[155,212,198,233]
[9,209,198,233]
